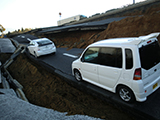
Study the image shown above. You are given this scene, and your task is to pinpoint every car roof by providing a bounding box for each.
[91,37,137,46]
[89,33,160,47]
[32,38,50,42]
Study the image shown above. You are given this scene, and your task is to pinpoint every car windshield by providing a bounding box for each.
[139,40,160,70]
[37,40,52,46]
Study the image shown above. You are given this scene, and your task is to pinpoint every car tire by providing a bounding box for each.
[117,86,135,103]
[34,51,38,58]
[26,47,29,52]
[74,70,82,81]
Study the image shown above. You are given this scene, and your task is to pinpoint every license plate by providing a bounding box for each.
[153,83,158,89]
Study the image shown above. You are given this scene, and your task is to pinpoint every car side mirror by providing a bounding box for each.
[81,57,84,62]
[28,43,34,46]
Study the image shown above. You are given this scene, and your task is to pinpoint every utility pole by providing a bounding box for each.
[133,0,135,4]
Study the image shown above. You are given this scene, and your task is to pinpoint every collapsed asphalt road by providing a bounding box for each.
[38,48,83,75]
[10,34,160,120]
[25,46,160,120]
[0,38,104,120]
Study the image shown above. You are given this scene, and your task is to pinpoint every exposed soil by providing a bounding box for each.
[2,1,160,120]
[7,54,135,120]
[47,3,160,48]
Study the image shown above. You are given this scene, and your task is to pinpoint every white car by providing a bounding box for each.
[72,33,160,103]
[27,38,56,57]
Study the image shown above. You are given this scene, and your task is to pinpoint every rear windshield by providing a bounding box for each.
[139,40,160,70]
[37,40,52,46]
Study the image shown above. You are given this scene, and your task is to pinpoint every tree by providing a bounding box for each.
[21,27,24,31]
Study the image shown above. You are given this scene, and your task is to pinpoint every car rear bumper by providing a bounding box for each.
[37,48,56,57]
[133,75,160,102]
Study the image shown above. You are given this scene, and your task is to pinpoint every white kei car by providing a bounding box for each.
[27,38,56,57]
[72,33,160,103]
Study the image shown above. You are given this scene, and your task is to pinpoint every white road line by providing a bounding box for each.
[27,38,31,41]
[63,53,78,58]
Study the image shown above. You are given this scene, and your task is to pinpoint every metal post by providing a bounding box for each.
[133,0,135,4]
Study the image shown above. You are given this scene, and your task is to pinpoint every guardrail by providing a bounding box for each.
[0,40,28,102]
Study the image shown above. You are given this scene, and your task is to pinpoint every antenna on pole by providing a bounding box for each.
[59,12,62,19]
[59,12,62,25]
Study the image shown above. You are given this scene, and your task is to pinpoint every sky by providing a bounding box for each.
[0,0,146,33]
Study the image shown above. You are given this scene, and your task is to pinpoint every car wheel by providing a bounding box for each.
[74,70,82,81]
[26,47,29,52]
[117,86,135,103]
[34,51,38,58]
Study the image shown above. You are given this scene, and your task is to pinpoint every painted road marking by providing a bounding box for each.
[63,53,78,58]
[27,38,31,41]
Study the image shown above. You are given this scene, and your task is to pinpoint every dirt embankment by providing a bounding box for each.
[7,54,134,120]
[48,3,160,48]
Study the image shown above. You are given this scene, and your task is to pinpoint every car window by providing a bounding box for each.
[82,47,99,64]
[139,40,160,70]
[125,49,133,69]
[98,47,122,68]
[37,40,52,46]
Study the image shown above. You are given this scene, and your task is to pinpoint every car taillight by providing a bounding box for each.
[133,68,141,80]
[147,40,152,44]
